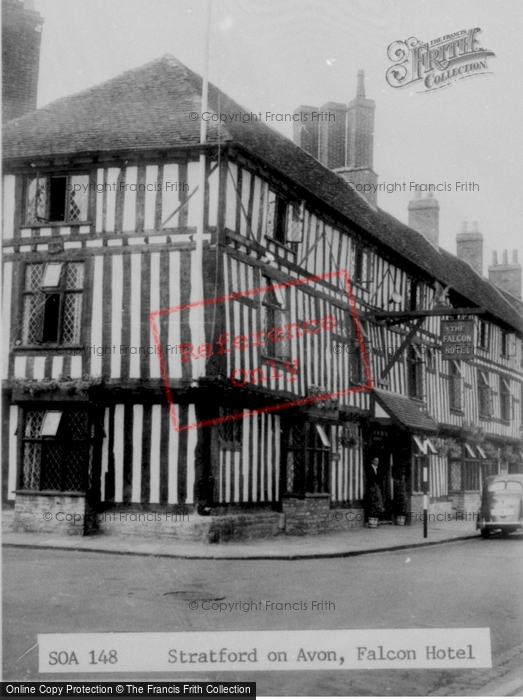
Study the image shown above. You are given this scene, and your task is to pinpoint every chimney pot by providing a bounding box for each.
[513,250,518,264]
[492,251,498,265]
[461,221,468,232]
[357,70,365,98]
[503,250,508,265]
[472,221,479,232]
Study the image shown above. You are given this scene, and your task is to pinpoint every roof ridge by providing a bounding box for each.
[5,54,194,127]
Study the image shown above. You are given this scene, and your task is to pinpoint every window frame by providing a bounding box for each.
[478,320,490,352]
[350,243,372,288]
[218,407,243,452]
[261,277,290,360]
[478,370,493,418]
[19,407,92,493]
[21,260,85,347]
[266,190,304,248]
[283,419,331,496]
[407,344,425,400]
[23,172,90,226]
[500,376,512,422]
[449,360,464,412]
[500,331,510,359]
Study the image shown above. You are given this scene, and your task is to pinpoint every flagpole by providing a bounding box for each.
[192,0,211,377]
[196,0,211,269]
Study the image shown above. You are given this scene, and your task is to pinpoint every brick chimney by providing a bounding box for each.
[456,221,483,275]
[407,191,439,247]
[293,105,319,159]
[318,102,347,170]
[334,70,378,208]
[2,0,44,123]
[489,249,522,299]
[292,70,378,207]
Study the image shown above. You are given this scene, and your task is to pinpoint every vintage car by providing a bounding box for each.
[477,474,523,538]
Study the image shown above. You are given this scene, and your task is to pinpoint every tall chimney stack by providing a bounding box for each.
[489,249,522,299]
[408,191,439,247]
[2,0,44,123]
[292,70,378,208]
[456,220,484,275]
[318,102,348,170]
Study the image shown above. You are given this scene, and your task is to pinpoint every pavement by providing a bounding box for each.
[2,512,481,560]
[427,642,523,697]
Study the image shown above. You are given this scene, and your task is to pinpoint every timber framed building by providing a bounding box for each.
[2,55,523,539]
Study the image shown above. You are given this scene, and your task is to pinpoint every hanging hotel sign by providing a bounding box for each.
[441,320,475,359]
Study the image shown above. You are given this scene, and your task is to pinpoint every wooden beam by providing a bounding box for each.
[380,317,425,379]
[363,307,485,324]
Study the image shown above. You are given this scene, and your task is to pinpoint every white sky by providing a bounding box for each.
[33,0,523,275]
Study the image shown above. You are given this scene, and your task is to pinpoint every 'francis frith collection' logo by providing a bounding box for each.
[386,28,496,92]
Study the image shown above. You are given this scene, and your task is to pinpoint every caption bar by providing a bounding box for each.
[1,682,255,698]
[38,629,491,673]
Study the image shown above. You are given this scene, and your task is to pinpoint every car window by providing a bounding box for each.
[505,481,523,491]
[487,481,506,492]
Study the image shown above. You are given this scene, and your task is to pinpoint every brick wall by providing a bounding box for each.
[13,493,91,535]
[457,231,483,276]
[2,0,44,123]
[282,495,364,536]
[318,102,347,170]
[96,508,283,543]
[335,167,378,208]
[448,491,481,515]
[410,495,455,522]
[346,98,375,169]
[408,194,440,247]
[293,105,319,159]
[488,262,522,300]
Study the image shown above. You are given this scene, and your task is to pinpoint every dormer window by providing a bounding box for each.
[24,174,89,225]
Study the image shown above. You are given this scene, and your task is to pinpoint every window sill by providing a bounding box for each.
[13,345,84,353]
[450,408,464,415]
[21,221,91,229]
[260,355,293,365]
[15,490,86,497]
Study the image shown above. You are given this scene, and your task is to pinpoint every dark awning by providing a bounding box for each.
[373,389,438,433]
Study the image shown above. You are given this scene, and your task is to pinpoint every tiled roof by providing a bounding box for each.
[3,55,523,333]
[373,390,438,432]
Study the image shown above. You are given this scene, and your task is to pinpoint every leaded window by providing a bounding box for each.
[22,261,84,345]
[500,377,511,422]
[283,421,331,495]
[262,279,289,359]
[407,344,424,400]
[24,174,89,224]
[478,371,492,418]
[350,244,372,287]
[449,360,464,411]
[21,409,91,492]
[218,407,243,451]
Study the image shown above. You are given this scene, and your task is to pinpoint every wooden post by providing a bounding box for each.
[423,460,429,538]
